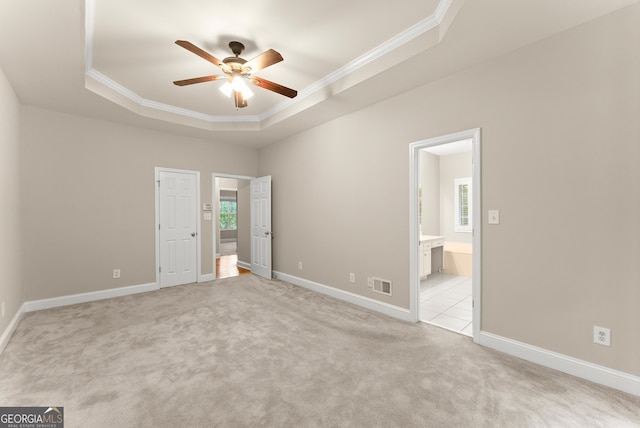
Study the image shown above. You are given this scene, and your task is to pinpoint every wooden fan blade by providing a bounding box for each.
[173,75,226,86]
[249,76,297,98]
[175,40,230,72]
[243,49,283,73]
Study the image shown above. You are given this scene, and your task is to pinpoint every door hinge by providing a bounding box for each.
[159,266,161,273]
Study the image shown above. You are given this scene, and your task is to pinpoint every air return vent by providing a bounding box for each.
[372,277,392,296]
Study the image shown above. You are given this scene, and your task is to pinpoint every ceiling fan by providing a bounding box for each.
[173,40,298,109]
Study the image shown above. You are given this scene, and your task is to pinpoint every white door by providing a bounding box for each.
[250,176,272,279]
[159,171,198,287]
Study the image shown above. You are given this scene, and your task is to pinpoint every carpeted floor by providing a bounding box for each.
[1,275,639,427]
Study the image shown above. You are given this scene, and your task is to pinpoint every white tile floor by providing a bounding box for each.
[420,273,472,336]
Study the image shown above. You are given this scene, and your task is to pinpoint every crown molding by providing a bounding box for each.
[84,0,458,131]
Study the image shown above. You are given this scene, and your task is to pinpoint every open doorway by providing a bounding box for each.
[419,140,473,335]
[409,129,481,341]
[213,175,252,279]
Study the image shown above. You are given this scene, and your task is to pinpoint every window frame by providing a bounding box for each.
[454,177,472,233]
[219,197,237,231]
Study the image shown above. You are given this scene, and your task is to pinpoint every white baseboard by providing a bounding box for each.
[23,282,158,312]
[478,331,640,397]
[1,281,158,355]
[198,273,216,283]
[274,271,412,322]
[0,304,25,354]
[275,272,639,397]
[237,260,251,270]
[5,276,637,398]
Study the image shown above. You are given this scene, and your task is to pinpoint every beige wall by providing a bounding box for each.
[419,150,439,236]
[0,67,22,334]
[259,5,639,376]
[20,106,258,301]
[2,0,637,383]
[440,151,472,243]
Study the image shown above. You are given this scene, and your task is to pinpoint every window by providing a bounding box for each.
[219,199,237,230]
[454,177,472,233]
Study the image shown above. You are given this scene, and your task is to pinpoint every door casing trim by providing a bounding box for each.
[408,128,481,341]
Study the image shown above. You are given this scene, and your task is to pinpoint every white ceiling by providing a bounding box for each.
[0,0,637,148]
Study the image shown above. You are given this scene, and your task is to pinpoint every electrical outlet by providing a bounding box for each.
[349,273,355,283]
[113,269,121,279]
[367,277,373,287]
[594,326,611,346]
[298,262,303,270]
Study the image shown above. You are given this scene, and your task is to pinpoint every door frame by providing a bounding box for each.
[212,173,255,276]
[409,128,482,341]
[155,167,202,288]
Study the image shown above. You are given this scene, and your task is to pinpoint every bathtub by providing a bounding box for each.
[444,242,472,276]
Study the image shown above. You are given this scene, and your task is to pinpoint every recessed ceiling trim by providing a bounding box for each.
[435,0,455,22]
[84,0,455,130]
[258,0,454,121]
[87,68,260,124]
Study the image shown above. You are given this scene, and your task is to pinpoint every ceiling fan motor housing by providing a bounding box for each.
[228,41,245,56]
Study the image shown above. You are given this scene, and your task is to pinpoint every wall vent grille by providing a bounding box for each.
[372,277,392,296]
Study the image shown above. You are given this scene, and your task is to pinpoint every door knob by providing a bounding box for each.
[264,231,272,237]
[191,232,196,237]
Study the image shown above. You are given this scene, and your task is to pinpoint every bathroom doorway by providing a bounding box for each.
[409,129,481,340]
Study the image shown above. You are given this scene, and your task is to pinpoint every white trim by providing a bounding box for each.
[86,69,261,124]
[155,167,203,286]
[409,128,482,340]
[453,177,472,233]
[198,273,216,283]
[84,0,455,128]
[261,1,451,120]
[274,271,412,323]
[471,133,482,340]
[478,332,640,397]
[0,282,157,356]
[24,282,158,313]
[237,260,251,270]
[0,304,25,354]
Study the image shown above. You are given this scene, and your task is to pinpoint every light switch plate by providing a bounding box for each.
[488,210,500,225]
[203,212,212,220]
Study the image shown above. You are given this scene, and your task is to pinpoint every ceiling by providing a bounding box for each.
[0,0,637,149]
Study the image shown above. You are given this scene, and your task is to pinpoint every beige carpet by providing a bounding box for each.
[1,275,639,427]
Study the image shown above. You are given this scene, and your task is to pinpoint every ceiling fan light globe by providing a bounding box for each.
[231,75,249,92]
[219,82,233,98]
[242,87,254,100]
